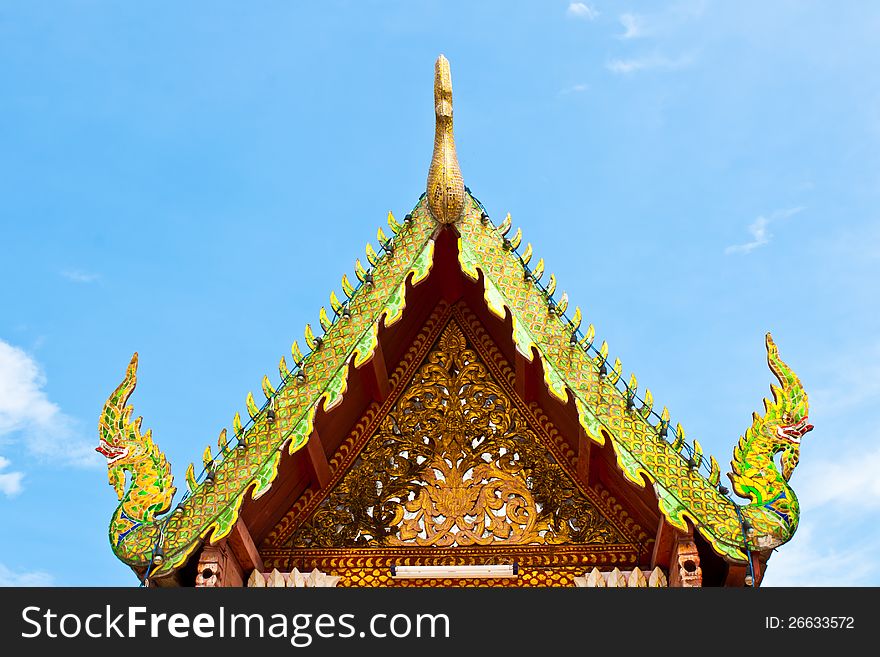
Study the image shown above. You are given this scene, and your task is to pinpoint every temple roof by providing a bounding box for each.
[97,55,813,581]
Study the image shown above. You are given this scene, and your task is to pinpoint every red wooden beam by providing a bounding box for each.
[594,444,661,531]
[228,519,264,573]
[370,337,391,401]
[515,349,540,402]
[724,563,748,587]
[358,337,391,402]
[305,427,332,489]
[440,234,464,303]
[241,458,309,542]
[651,519,677,570]
[752,552,767,586]
[576,424,591,486]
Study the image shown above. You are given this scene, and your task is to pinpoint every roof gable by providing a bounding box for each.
[259,311,649,574]
[96,56,814,585]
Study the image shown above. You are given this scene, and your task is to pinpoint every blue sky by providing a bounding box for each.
[1,1,878,586]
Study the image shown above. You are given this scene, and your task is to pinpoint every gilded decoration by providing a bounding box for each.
[98,197,441,574]
[288,321,624,550]
[426,55,465,224]
[334,566,588,588]
[455,201,814,559]
[96,354,175,553]
[97,54,815,582]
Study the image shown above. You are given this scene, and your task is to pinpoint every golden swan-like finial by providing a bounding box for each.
[426,55,465,224]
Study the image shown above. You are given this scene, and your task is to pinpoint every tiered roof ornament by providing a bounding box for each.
[427,55,466,225]
[97,55,815,586]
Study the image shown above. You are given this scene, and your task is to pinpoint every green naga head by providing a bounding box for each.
[96,354,142,497]
[729,332,814,533]
[97,353,175,544]
[764,333,814,481]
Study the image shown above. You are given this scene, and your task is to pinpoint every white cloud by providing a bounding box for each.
[614,2,706,39]
[566,3,599,20]
[794,447,880,512]
[619,13,647,39]
[0,562,54,587]
[726,216,770,254]
[559,83,589,95]
[0,339,100,468]
[725,206,805,254]
[0,341,59,436]
[763,442,880,585]
[0,456,24,496]
[761,525,877,586]
[61,269,99,283]
[606,53,695,74]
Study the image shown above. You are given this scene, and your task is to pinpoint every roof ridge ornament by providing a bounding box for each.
[426,55,465,224]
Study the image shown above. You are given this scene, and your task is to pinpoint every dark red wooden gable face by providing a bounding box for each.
[229,227,685,587]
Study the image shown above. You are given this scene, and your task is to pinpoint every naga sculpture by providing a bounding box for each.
[727,334,813,549]
[97,353,175,563]
[97,331,813,568]
[96,55,815,580]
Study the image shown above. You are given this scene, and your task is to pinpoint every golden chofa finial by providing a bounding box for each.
[426,55,465,224]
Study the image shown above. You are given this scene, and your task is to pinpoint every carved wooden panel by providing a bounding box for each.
[195,542,242,588]
[669,538,702,588]
[288,321,623,550]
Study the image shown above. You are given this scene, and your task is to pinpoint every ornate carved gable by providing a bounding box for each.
[261,305,649,583]
[94,53,815,587]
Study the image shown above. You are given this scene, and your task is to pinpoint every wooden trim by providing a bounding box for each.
[440,256,463,303]
[669,537,702,588]
[650,519,676,570]
[228,519,264,573]
[195,540,243,588]
[305,428,332,489]
[594,446,661,529]
[576,425,591,486]
[261,543,641,573]
[370,338,391,401]
[724,563,748,587]
[358,337,391,402]
[265,305,454,546]
[515,349,539,402]
[752,551,767,586]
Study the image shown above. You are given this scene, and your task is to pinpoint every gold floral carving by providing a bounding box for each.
[288,320,622,549]
[333,566,588,588]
